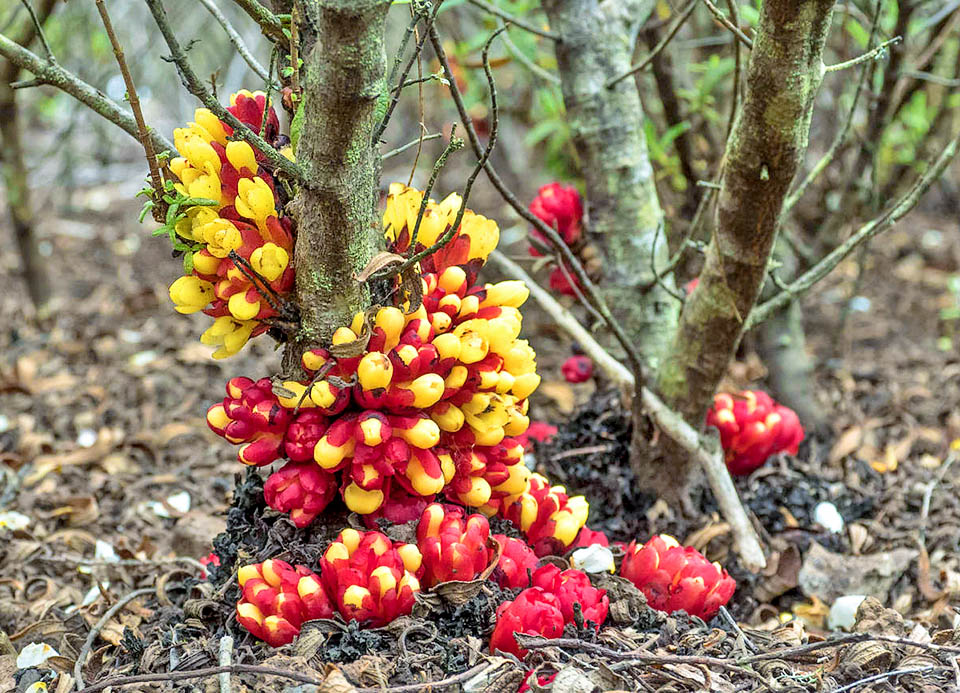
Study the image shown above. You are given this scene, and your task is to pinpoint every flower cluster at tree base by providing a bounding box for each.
[706,390,804,476]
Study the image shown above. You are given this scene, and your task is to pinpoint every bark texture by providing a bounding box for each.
[653,0,836,488]
[543,0,680,374]
[286,0,390,370]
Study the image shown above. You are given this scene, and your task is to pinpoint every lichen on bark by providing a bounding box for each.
[542,0,680,374]
[284,0,392,374]
[650,0,836,492]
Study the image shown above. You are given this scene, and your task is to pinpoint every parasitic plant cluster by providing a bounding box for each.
[706,390,804,476]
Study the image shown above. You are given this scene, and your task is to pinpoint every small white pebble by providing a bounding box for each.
[0,511,31,531]
[76,429,98,448]
[828,595,867,630]
[570,544,615,574]
[814,501,844,534]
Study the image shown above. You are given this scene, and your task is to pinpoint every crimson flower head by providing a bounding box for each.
[561,355,593,383]
[620,534,735,620]
[264,461,338,528]
[514,421,558,451]
[235,559,333,647]
[319,528,423,627]
[706,390,804,476]
[489,587,565,657]
[573,526,610,548]
[492,533,539,589]
[199,552,220,579]
[416,503,493,587]
[529,183,583,251]
[519,671,556,692]
[531,564,608,628]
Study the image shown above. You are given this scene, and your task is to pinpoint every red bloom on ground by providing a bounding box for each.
[199,552,220,579]
[531,564,608,628]
[417,503,493,587]
[620,535,735,620]
[561,355,593,383]
[492,534,539,589]
[706,390,804,476]
[489,587,565,657]
[573,526,609,548]
[529,183,583,252]
[514,421,558,451]
[264,461,338,528]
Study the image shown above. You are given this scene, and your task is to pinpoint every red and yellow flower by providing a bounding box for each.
[706,390,804,476]
[416,503,493,586]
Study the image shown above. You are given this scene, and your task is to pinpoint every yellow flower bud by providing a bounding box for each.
[324,542,350,563]
[343,584,372,609]
[193,108,227,145]
[234,177,276,232]
[169,275,214,314]
[481,280,529,308]
[338,528,362,553]
[458,294,480,319]
[397,418,440,449]
[438,266,466,294]
[551,510,583,547]
[407,373,444,408]
[250,243,289,281]
[431,404,464,432]
[459,211,499,262]
[343,483,384,514]
[314,435,356,469]
[503,409,529,436]
[493,462,530,495]
[396,544,423,574]
[459,331,488,364]
[192,252,221,275]
[444,365,468,391]
[200,317,256,359]
[432,333,461,361]
[376,307,405,350]
[359,416,386,446]
[495,371,515,394]
[277,381,314,409]
[228,291,261,321]
[237,564,262,586]
[405,455,445,496]
[310,381,338,408]
[370,565,398,598]
[198,218,243,258]
[332,327,357,345]
[457,477,492,507]
[438,453,456,483]
[225,140,258,174]
[357,352,394,390]
[511,373,541,400]
[472,425,505,446]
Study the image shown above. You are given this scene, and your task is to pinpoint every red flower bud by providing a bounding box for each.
[620,534,735,620]
[416,503,493,587]
[491,534,538,589]
[529,183,583,249]
[199,552,220,579]
[514,421,557,451]
[531,564,608,628]
[548,266,580,296]
[573,526,609,548]
[706,390,804,475]
[519,671,557,693]
[264,462,338,528]
[561,355,593,383]
[489,587,565,657]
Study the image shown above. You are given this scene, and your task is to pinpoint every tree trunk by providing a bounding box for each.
[652,0,836,494]
[543,0,680,374]
[284,0,391,373]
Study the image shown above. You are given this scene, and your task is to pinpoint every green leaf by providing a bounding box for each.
[183,252,195,275]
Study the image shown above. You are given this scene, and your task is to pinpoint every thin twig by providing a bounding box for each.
[701,0,753,49]
[500,23,560,83]
[831,667,947,693]
[35,554,206,572]
[465,0,559,41]
[824,36,902,73]
[227,250,294,320]
[748,128,960,328]
[197,0,271,82]
[0,33,175,153]
[217,636,233,693]
[723,0,741,143]
[75,587,155,690]
[429,26,649,392]
[382,132,443,160]
[145,0,305,183]
[408,128,464,250]
[95,0,166,223]
[606,0,697,88]
[18,0,53,62]
[900,69,960,87]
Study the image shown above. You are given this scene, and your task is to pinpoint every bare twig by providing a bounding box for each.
[0,34,174,153]
[217,636,234,693]
[198,0,271,82]
[407,128,464,250]
[18,0,53,62]
[500,23,560,84]
[382,132,443,160]
[95,0,166,223]
[701,0,753,49]
[749,128,960,328]
[465,0,559,41]
[832,667,947,693]
[824,35,902,73]
[489,251,768,571]
[227,250,295,320]
[145,0,305,183]
[75,587,156,690]
[606,0,697,88]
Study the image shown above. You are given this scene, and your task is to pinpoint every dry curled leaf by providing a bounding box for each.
[355,252,405,282]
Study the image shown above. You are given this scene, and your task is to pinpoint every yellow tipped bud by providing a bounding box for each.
[376,307,405,349]
[432,333,462,360]
[332,327,358,345]
[343,483,384,514]
[495,371,515,394]
[228,291,261,321]
[370,566,398,598]
[458,294,480,319]
[194,108,227,144]
[444,365,468,391]
[458,477,492,507]
[358,352,394,390]
[504,409,530,436]
[481,280,529,308]
[302,350,329,372]
[431,404,464,432]
[324,542,351,562]
[277,381,314,409]
[431,312,452,333]
[250,243,289,282]
[169,275,215,314]
[399,573,420,594]
[408,373,445,408]
[478,369,500,391]
[235,177,276,226]
[396,544,423,574]
[314,435,355,469]
[350,312,365,335]
[459,332,488,364]
[438,293,462,315]
[261,559,285,587]
[225,140,258,174]
[438,266,467,293]
[493,462,530,495]
[310,381,338,408]
[338,528,362,553]
[192,252,221,275]
[438,453,456,483]
[511,373,541,400]
[472,425,505,446]
[359,417,386,446]
[237,601,264,625]
[551,511,582,547]
[342,584,371,609]
[237,564,262,586]
[398,419,440,449]
[406,455,445,495]
[519,495,538,531]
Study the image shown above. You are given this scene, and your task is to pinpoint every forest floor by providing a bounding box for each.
[2,183,960,692]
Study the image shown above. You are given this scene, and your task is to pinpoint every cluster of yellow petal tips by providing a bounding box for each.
[206,183,590,554]
[166,90,295,358]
